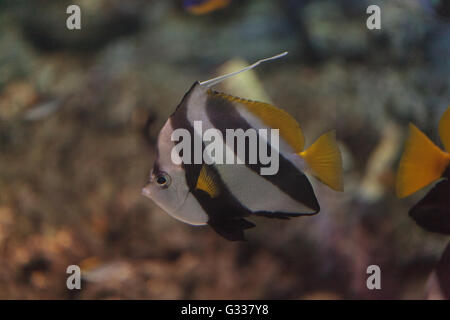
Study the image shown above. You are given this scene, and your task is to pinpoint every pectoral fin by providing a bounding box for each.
[195,165,220,198]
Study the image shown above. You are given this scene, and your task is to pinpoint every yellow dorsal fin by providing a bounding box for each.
[209,91,305,152]
[396,124,450,198]
[299,130,343,191]
[196,165,220,198]
[439,106,450,152]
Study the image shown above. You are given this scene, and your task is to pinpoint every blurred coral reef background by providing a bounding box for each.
[0,0,449,299]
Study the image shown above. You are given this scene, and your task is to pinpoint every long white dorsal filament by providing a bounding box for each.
[199,51,288,88]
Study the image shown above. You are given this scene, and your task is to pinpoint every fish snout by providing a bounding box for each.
[141,184,152,198]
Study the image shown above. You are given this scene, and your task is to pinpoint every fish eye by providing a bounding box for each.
[155,172,171,189]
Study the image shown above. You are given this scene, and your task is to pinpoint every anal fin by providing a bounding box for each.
[208,218,255,241]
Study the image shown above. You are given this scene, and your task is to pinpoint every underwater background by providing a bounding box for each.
[0,0,449,299]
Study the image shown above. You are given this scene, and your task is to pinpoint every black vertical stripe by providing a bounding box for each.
[169,82,202,190]
[169,82,256,240]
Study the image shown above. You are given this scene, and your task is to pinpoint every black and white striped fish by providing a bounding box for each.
[142,52,344,241]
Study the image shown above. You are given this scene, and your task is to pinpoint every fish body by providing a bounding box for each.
[397,106,450,235]
[184,0,231,15]
[409,167,450,235]
[143,54,343,240]
[420,0,450,20]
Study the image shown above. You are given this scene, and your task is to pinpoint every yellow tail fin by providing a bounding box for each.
[299,130,343,191]
[438,106,450,152]
[396,124,450,198]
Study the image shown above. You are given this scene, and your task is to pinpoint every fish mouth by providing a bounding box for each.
[141,185,151,198]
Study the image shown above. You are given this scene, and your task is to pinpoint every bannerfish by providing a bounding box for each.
[396,106,450,234]
[142,52,344,241]
[419,0,450,20]
[184,0,231,15]
[409,167,450,234]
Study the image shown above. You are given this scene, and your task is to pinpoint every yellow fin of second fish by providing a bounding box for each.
[187,0,230,15]
[196,165,220,198]
[210,91,305,152]
[439,106,450,152]
[396,124,450,198]
[299,130,343,191]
